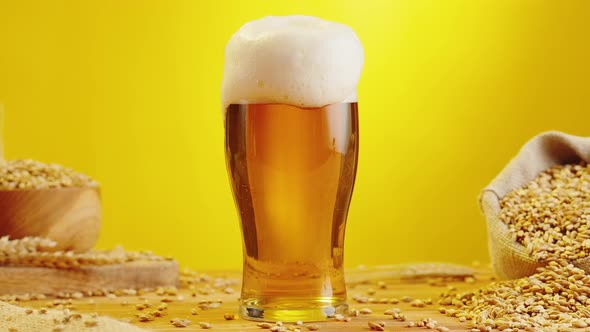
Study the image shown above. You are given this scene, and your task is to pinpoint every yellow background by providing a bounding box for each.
[0,1,589,270]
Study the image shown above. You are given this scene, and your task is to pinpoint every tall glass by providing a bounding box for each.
[225,102,358,322]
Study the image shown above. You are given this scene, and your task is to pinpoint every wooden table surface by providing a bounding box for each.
[19,265,492,332]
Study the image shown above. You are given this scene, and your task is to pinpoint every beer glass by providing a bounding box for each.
[222,15,363,322]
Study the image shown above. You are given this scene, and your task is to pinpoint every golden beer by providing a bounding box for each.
[225,102,359,321]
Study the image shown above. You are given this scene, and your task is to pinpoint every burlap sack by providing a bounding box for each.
[0,300,148,332]
[480,131,590,279]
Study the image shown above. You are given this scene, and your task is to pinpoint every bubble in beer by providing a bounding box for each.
[221,15,364,110]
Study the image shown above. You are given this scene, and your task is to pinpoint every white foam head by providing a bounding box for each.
[221,15,364,111]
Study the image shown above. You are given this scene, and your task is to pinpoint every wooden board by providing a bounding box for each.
[15,266,495,331]
[0,260,179,295]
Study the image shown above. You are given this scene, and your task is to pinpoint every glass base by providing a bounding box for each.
[239,298,349,322]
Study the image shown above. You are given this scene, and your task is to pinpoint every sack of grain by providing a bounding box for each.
[480,131,590,279]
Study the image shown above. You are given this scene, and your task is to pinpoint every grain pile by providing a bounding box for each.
[0,159,96,190]
[441,260,590,331]
[440,163,590,330]
[499,163,590,262]
[0,236,168,269]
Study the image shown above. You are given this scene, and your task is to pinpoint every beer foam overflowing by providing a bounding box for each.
[221,15,364,111]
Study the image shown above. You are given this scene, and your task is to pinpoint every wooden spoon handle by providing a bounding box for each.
[346,263,475,284]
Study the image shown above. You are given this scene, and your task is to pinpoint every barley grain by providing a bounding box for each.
[499,163,590,262]
[170,318,191,328]
[0,236,166,269]
[410,299,425,307]
[151,310,164,318]
[368,321,384,331]
[359,308,372,314]
[0,159,96,190]
[440,260,590,329]
[197,322,211,329]
[137,314,153,322]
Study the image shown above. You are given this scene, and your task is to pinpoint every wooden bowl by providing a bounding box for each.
[0,186,101,252]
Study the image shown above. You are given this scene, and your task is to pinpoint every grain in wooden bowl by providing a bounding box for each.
[0,159,100,252]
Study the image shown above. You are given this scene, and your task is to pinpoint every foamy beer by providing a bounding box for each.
[222,16,364,322]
